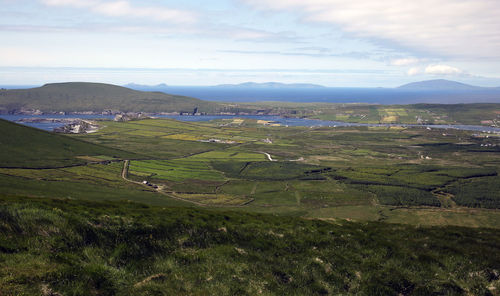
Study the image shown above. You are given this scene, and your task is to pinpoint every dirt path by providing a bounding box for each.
[121,160,145,185]
[121,160,209,206]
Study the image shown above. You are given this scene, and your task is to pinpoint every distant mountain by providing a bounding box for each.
[0,82,221,114]
[214,82,326,88]
[398,79,481,90]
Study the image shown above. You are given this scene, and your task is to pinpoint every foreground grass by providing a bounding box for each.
[1,196,499,295]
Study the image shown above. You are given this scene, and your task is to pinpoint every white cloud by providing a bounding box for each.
[390,58,421,66]
[425,64,463,75]
[243,0,500,59]
[406,64,464,76]
[40,0,196,23]
[407,67,421,76]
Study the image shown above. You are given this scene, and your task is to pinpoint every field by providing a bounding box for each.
[2,116,496,226]
[88,118,500,224]
[283,103,500,126]
[2,115,500,294]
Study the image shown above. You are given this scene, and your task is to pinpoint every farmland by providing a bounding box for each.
[80,117,500,224]
[1,115,500,294]
[2,116,498,226]
[284,103,500,126]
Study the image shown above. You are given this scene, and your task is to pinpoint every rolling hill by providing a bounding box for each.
[0,82,222,114]
[0,118,136,168]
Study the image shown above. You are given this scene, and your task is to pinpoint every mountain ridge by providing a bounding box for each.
[0,82,221,114]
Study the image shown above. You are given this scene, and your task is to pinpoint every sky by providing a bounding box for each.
[1,0,500,87]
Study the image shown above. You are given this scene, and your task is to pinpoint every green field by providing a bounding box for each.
[1,115,500,294]
[301,103,500,126]
[70,118,500,222]
[129,159,225,182]
[3,117,499,220]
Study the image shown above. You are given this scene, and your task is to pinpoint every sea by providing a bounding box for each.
[129,86,500,104]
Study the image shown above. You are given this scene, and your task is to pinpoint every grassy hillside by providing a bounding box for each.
[1,195,499,295]
[0,82,222,113]
[0,119,136,168]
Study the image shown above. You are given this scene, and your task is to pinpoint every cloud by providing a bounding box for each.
[406,64,464,76]
[407,67,421,76]
[220,49,370,59]
[225,28,289,41]
[40,0,196,23]
[243,0,500,59]
[390,58,421,66]
[425,64,463,75]
[41,0,96,8]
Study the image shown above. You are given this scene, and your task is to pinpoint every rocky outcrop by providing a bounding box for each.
[53,120,99,134]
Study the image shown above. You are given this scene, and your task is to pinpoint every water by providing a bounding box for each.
[129,86,500,104]
[2,114,499,133]
[3,84,500,104]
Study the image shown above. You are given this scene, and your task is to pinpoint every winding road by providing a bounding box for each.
[261,152,276,161]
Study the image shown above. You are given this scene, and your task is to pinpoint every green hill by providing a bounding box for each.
[0,82,222,113]
[1,196,499,295]
[0,119,136,168]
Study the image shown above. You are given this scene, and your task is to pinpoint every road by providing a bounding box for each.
[261,152,276,161]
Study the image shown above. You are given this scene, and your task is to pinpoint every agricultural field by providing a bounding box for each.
[38,117,498,227]
[129,159,225,182]
[2,116,500,295]
[300,103,500,126]
[2,116,500,225]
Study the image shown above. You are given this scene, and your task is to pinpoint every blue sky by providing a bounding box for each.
[1,0,500,87]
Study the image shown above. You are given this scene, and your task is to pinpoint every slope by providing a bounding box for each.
[0,118,136,168]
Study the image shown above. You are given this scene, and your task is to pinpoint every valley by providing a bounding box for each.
[2,116,499,227]
[1,115,500,295]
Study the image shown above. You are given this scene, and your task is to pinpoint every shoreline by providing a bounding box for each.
[1,113,500,134]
